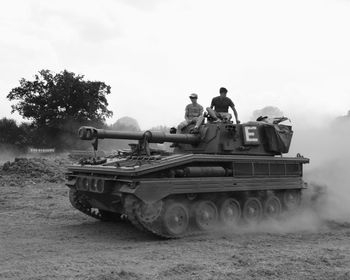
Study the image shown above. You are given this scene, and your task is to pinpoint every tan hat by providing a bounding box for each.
[189,93,198,99]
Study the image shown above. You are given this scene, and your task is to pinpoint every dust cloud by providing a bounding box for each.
[294,116,350,223]
[0,144,21,164]
[209,114,350,236]
[250,115,350,234]
[254,108,350,225]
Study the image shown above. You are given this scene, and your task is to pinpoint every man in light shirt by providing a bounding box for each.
[177,93,204,133]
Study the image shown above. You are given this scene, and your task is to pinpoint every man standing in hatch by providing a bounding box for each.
[207,87,240,124]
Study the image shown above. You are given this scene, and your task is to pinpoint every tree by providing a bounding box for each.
[0,118,29,153]
[98,117,141,151]
[148,125,170,132]
[110,116,141,132]
[0,118,23,145]
[7,69,113,149]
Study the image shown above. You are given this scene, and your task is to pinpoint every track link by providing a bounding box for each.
[125,196,194,238]
[123,195,148,232]
[137,211,173,239]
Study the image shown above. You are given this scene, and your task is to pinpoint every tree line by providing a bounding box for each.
[4,68,320,153]
[1,69,115,152]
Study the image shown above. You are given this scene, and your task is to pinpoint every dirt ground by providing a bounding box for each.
[1,156,350,280]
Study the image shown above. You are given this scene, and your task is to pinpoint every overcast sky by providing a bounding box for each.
[1,0,349,129]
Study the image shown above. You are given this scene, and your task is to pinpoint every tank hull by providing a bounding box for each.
[66,153,309,237]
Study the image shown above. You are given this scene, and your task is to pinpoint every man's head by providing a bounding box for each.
[189,93,198,103]
[219,87,228,96]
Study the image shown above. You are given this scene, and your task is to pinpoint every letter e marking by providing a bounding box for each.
[243,126,259,145]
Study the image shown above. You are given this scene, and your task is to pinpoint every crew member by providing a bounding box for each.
[207,87,240,124]
[177,93,204,132]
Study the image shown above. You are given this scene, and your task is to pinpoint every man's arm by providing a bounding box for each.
[199,105,204,116]
[230,104,240,124]
[184,105,190,122]
[210,98,215,109]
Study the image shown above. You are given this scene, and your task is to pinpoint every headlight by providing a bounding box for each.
[90,178,97,192]
[96,179,105,193]
[81,177,89,191]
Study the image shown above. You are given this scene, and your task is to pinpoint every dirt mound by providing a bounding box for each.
[0,156,71,186]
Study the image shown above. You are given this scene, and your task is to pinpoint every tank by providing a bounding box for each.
[66,114,309,238]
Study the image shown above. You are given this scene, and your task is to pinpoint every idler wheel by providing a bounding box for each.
[162,201,190,237]
[242,197,263,223]
[219,198,241,226]
[283,190,301,211]
[263,196,282,219]
[136,200,163,223]
[193,200,218,231]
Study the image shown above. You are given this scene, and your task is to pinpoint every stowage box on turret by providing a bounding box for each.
[66,114,309,238]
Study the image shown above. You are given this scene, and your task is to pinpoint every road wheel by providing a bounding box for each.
[283,190,301,211]
[162,201,190,237]
[263,196,282,219]
[219,198,241,226]
[242,197,263,223]
[193,200,218,231]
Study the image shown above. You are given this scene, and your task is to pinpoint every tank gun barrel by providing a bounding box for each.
[78,126,201,144]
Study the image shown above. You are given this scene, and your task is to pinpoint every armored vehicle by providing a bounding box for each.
[66,114,309,238]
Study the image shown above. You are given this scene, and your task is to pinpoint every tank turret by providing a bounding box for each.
[78,117,293,156]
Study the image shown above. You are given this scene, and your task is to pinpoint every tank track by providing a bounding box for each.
[70,189,303,238]
[123,195,182,238]
[136,208,174,239]
[123,189,303,239]
[123,195,148,232]
[124,195,201,238]
[69,189,175,237]
[69,189,122,222]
